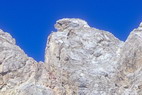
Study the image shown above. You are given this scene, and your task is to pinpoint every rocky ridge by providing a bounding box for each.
[0,18,142,95]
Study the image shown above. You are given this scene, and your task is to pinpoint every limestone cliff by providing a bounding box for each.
[0,18,142,95]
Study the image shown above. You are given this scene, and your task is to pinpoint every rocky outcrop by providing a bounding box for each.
[45,18,124,95]
[0,29,54,95]
[114,23,142,95]
[0,18,142,95]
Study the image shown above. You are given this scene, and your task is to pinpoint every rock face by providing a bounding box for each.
[0,29,54,95]
[0,18,142,95]
[114,23,142,95]
[45,18,124,95]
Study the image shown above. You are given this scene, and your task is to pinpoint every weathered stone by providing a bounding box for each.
[45,18,124,95]
[114,23,142,95]
[0,18,142,95]
[0,30,54,95]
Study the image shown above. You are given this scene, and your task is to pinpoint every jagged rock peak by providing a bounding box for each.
[134,22,142,31]
[0,30,54,95]
[45,18,124,94]
[139,22,142,27]
[1,18,142,95]
[0,29,16,44]
[138,22,142,30]
[55,18,90,31]
[127,22,142,40]
[114,22,142,94]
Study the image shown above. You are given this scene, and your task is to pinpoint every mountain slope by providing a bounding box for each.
[0,18,142,95]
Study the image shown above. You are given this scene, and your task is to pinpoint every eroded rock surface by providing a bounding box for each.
[45,18,124,95]
[0,30,54,95]
[0,18,142,95]
[114,23,142,95]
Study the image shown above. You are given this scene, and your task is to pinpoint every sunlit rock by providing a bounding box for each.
[0,18,142,95]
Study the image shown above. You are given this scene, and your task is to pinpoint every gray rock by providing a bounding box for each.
[45,18,124,95]
[114,23,142,95]
[0,18,142,95]
[0,30,54,95]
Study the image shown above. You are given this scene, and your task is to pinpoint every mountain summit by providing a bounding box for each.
[0,18,142,95]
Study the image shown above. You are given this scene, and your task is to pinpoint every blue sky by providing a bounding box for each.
[0,0,142,61]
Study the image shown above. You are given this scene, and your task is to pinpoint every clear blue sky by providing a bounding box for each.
[0,0,142,61]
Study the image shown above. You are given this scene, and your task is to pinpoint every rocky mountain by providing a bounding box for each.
[0,18,142,95]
